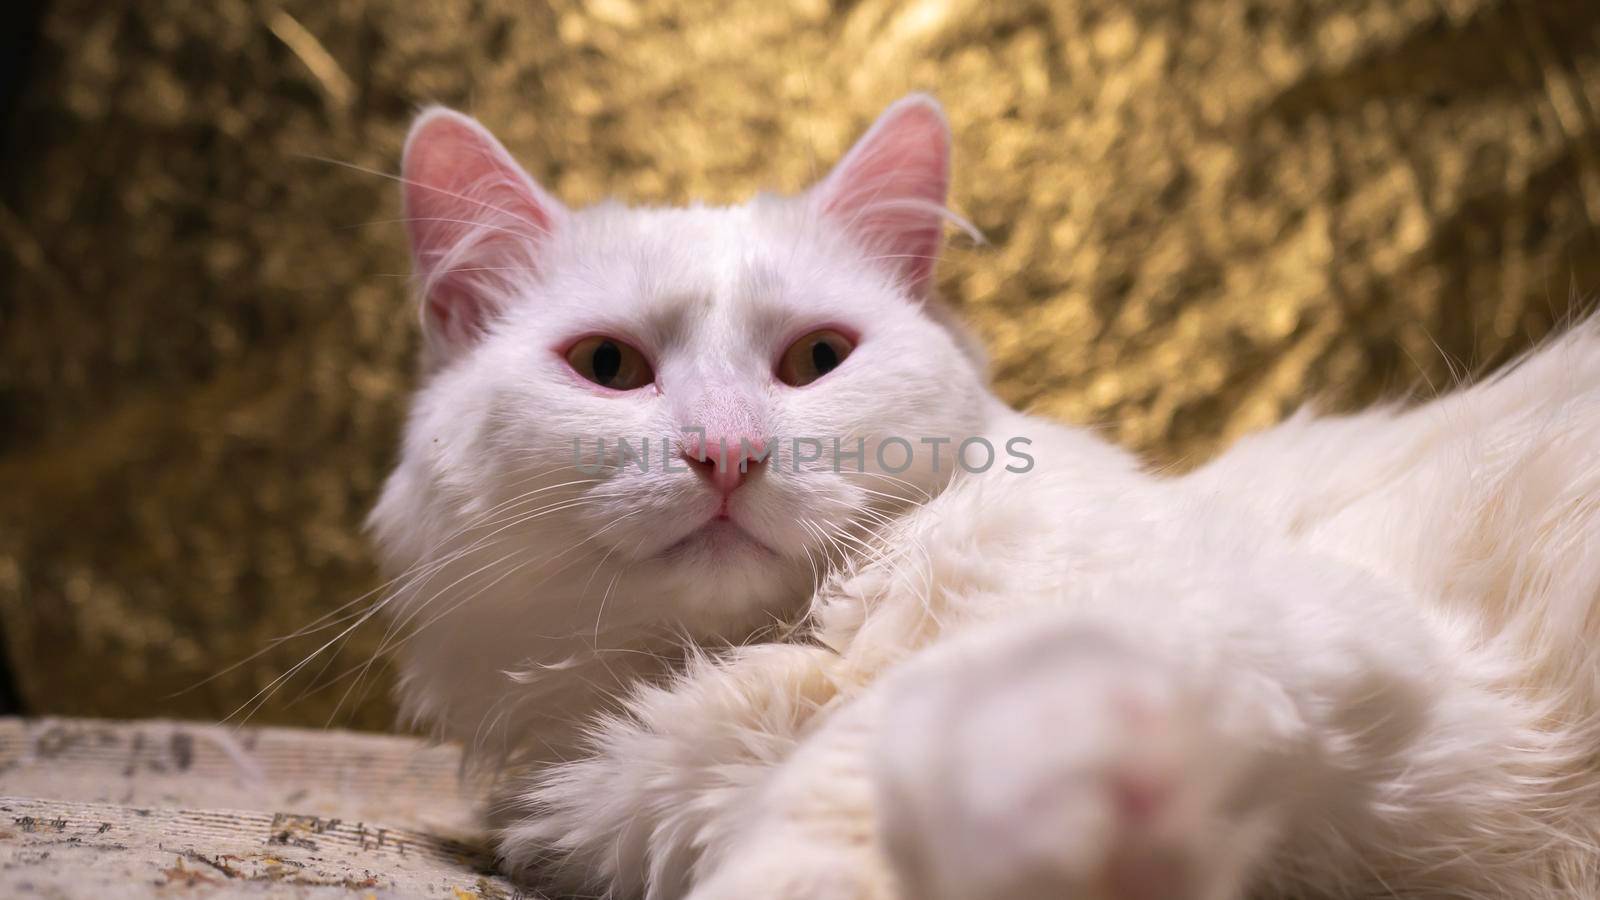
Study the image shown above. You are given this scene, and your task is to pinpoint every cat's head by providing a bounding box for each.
[370,95,993,638]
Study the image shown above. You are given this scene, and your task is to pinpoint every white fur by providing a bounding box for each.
[372,97,1600,898]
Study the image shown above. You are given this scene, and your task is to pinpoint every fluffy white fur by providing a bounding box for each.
[371,95,1600,899]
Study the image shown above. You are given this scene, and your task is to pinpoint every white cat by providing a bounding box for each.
[371,95,1600,899]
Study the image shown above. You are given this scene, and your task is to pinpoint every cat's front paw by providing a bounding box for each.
[687,844,896,900]
[874,616,1290,900]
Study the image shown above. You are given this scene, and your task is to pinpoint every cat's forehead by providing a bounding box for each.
[551,201,860,341]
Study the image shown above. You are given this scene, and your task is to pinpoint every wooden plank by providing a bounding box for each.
[0,718,478,832]
[0,718,535,898]
[0,797,528,898]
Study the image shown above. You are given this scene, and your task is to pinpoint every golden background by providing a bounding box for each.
[1,0,1597,729]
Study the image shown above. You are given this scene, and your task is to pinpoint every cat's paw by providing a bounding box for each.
[874,615,1290,900]
[686,845,895,900]
[496,643,848,897]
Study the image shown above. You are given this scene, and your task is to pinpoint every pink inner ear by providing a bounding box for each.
[402,110,561,356]
[815,95,952,295]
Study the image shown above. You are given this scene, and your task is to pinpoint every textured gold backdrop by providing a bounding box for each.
[1,0,1598,728]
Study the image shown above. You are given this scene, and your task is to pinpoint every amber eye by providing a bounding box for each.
[566,336,653,390]
[778,329,854,387]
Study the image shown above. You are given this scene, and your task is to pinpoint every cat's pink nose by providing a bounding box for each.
[682,435,766,497]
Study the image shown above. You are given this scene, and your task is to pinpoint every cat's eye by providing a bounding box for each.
[777,329,854,387]
[566,336,654,391]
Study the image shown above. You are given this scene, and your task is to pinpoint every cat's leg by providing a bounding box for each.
[693,553,1476,900]
[684,609,1311,900]
[684,690,900,900]
[496,642,847,899]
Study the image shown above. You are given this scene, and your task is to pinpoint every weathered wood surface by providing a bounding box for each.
[0,717,535,898]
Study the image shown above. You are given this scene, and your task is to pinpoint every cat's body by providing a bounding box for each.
[371,96,1600,898]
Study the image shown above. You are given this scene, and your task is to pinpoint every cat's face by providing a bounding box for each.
[372,96,991,633]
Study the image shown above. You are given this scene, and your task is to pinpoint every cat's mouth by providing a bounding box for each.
[657,517,775,561]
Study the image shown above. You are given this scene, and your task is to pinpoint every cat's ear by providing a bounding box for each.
[401,108,565,363]
[810,94,954,297]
